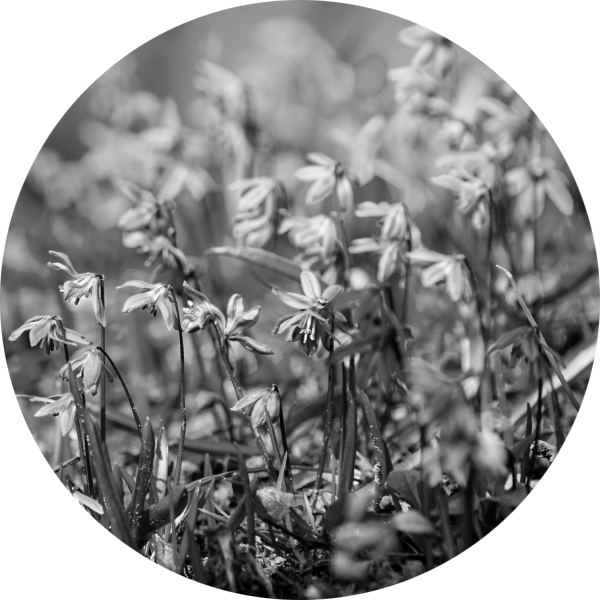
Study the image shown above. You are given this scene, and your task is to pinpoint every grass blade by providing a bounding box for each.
[184,525,207,583]
[207,246,304,282]
[486,462,594,600]
[130,418,155,545]
[85,415,134,548]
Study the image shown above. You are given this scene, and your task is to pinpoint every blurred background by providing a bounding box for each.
[2,1,595,464]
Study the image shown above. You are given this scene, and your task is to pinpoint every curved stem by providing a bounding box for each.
[95,346,143,441]
[169,288,186,486]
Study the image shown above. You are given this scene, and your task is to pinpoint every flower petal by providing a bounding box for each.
[272,289,316,310]
[300,270,322,299]
[230,335,274,355]
[226,294,245,323]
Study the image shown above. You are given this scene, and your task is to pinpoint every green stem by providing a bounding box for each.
[169,288,186,486]
[100,277,106,445]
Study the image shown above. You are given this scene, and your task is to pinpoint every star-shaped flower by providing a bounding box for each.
[28,393,76,436]
[9,315,91,354]
[505,157,573,225]
[47,251,106,327]
[295,153,356,213]
[118,280,176,330]
[272,270,343,357]
[407,249,471,302]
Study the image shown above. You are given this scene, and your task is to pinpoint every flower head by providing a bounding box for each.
[432,168,490,231]
[117,182,175,238]
[505,157,573,225]
[407,249,471,302]
[122,231,189,271]
[9,315,91,354]
[118,280,176,330]
[48,251,106,327]
[278,214,340,272]
[231,384,281,429]
[350,201,420,282]
[399,25,454,77]
[272,270,343,357]
[295,153,356,213]
[59,349,114,396]
[29,393,76,436]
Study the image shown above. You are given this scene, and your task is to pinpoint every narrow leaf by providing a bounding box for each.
[130,419,155,546]
[207,247,304,282]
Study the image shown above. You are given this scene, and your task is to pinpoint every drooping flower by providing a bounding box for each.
[505,157,573,225]
[398,25,454,78]
[350,201,421,282]
[231,384,281,429]
[407,249,471,302]
[181,283,273,356]
[117,182,175,237]
[29,393,76,436]
[59,349,114,396]
[9,315,91,354]
[432,167,490,230]
[230,177,280,248]
[278,214,340,272]
[272,270,343,357]
[121,231,189,271]
[47,251,106,327]
[118,280,176,330]
[295,153,356,213]
[50,490,104,523]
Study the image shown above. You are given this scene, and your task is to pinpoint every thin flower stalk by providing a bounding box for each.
[169,287,187,486]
